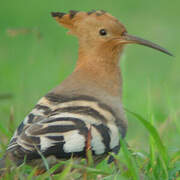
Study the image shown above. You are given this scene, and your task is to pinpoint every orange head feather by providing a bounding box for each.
[51,10,126,36]
[51,10,128,66]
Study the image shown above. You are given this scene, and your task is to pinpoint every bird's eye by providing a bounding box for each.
[99,29,107,36]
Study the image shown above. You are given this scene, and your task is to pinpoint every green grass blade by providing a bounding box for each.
[35,147,49,171]
[149,115,156,169]
[120,139,140,180]
[126,109,169,164]
[27,167,37,180]
[36,163,63,180]
[170,150,180,167]
[35,147,51,180]
[147,82,156,169]
[126,109,169,179]
[57,160,110,175]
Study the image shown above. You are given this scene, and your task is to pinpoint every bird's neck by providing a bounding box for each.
[74,45,124,96]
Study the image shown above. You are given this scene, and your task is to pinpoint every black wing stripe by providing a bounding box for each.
[22,135,41,144]
[51,106,108,122]
[27,113,35,123]
[46,136,64,141]
[17,139,36,149]
[30,125,77,135]
[35,104,51,115]
[41,117,88,138]
[9,137,17,144]
[92,124,111,152]
[17,122,25,135]
[44,93,116,120]
[45,93,98,104]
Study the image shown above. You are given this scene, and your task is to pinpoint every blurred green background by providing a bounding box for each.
[0,0,179,153]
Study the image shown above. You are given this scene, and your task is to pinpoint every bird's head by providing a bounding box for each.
[51,10,172,62]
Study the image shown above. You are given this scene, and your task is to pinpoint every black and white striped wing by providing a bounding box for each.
[7,93,126,162]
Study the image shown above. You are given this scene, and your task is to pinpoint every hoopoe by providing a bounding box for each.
[0,10,172,173]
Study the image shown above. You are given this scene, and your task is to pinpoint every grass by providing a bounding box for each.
[0,0,180,179]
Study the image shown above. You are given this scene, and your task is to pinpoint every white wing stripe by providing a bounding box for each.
[49,112,101,125]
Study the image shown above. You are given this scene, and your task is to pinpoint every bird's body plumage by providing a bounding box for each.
[7,71,127,165]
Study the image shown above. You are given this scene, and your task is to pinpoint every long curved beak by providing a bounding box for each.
[121,32,173,56]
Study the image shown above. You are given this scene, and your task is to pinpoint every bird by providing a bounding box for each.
[0,10,172,175]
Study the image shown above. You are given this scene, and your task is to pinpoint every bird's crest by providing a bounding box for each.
[51,10,112,34]
[51,10,173,56]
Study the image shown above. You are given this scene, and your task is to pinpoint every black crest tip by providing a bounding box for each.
[69,10,79,19]
[51,12,66,18]
[87,10,96,15]
[87,9,106,16]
